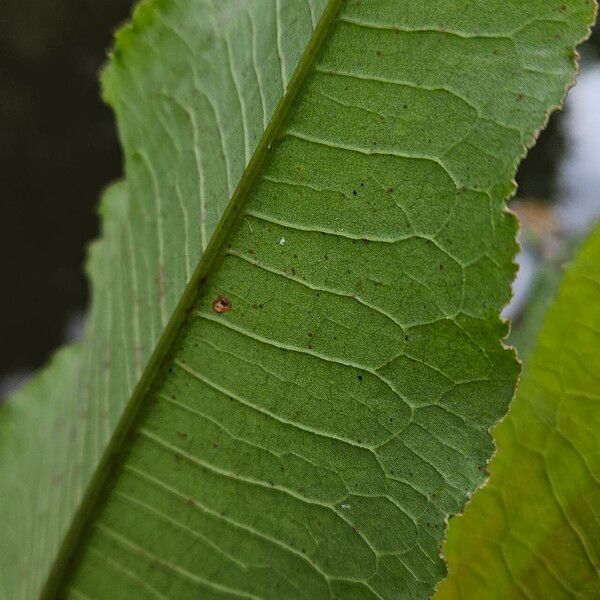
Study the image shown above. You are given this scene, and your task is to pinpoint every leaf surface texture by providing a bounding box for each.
[440,223,600,599]
[0,1,594,599]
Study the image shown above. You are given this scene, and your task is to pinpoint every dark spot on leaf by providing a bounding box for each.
[357,374,363,381]
[212,296,231,313]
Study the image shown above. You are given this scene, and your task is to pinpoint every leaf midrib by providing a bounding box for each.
[41,1,343,597]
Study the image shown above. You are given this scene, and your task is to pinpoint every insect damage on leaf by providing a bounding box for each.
[212,295,231,314]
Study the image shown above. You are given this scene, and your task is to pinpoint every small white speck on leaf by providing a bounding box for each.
[341,504,350,509]
[279,237,286,246]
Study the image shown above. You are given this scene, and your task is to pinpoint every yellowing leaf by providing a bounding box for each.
[440,222,600,599]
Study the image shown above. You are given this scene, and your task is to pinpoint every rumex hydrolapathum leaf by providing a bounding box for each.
[439,223,600,599]
[0,1,595,599]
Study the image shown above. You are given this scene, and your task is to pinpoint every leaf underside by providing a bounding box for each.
[0,1,594,599]
[440,223,600,599]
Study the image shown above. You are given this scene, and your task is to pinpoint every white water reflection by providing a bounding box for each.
[557,57,600,234]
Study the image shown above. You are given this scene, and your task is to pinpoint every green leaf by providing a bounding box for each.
[439,222,600,598]
[0,1,594,599]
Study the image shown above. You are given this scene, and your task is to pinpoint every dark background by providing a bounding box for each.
[0,2,598,383]
[1,0,133,382]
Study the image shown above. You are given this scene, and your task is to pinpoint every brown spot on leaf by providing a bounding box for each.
[212,296,231,313]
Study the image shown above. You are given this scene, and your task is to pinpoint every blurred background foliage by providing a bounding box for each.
[0,2,599,395]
